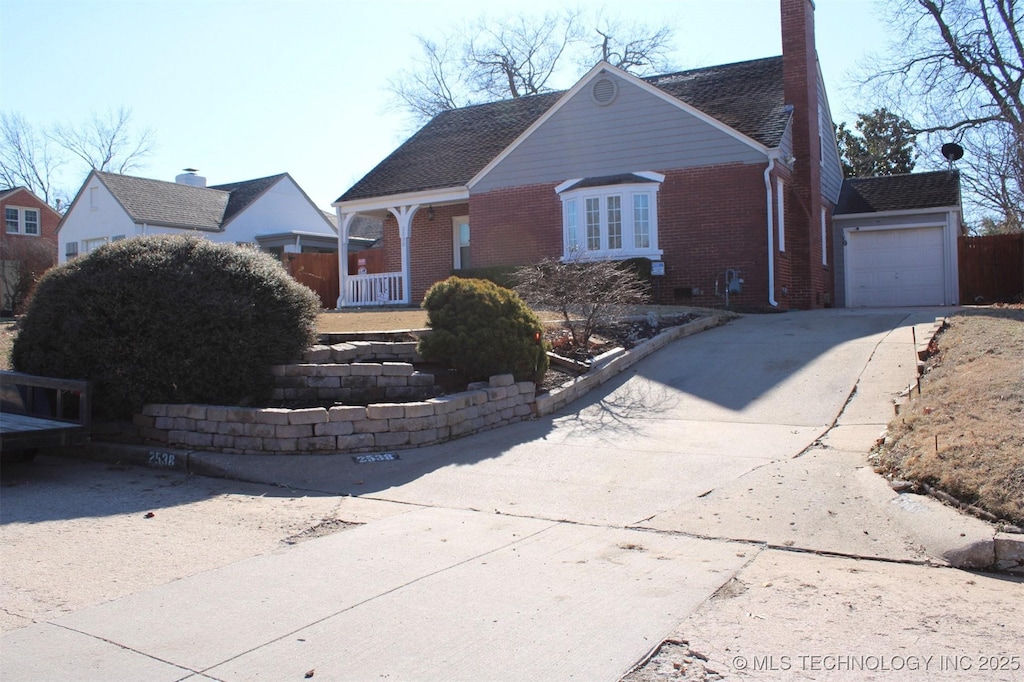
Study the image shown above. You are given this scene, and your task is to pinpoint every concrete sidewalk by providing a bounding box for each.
[3,308,1020,681]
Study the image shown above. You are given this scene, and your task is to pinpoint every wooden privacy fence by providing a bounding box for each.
[283,249,385,308]
[958,234,1024,304]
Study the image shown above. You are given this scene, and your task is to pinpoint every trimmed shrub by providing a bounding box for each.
[12,235,320,420]
[418,276,549,383]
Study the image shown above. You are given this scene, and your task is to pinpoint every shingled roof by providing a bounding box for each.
[835,171,961,215]
[338,57,789,203]
[210,174,288,223]
[95,171,287,230]
[340,92,563,202]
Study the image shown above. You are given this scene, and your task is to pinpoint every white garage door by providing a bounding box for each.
[846,227,946,307]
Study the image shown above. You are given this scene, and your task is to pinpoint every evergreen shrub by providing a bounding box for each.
[12,235,320,420]
[418,276,549,383]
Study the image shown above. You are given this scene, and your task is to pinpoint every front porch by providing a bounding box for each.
[334,191,470,307]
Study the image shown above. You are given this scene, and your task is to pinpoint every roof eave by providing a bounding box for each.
[334,186,470,213]
[834,205,962,220]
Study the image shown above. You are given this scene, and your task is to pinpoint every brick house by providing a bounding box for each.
[333,0,846,310]
[1,186,61,314]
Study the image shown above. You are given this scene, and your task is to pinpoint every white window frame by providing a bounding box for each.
[4,206,41,236]
[66,241,79,259]
[556,173,664,262]
[82,236,108,254]
[452,216,470,270]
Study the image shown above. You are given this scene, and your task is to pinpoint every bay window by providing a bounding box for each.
[556,172,664,261]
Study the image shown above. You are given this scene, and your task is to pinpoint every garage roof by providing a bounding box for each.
[835,171,961,215]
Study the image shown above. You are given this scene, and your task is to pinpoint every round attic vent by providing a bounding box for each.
[591,77,618,106]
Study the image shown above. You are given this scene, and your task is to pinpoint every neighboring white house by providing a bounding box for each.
[57,170,338,264]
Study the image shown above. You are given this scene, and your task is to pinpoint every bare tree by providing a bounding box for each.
[389,8,677,127]
[514,252,649,358]
[1,107,156,210]
[862,0,1023,228]
[0,112,67,207]
[0,237,57,315]
[387,35,470,124]
[50,106,156,174]
[464,9,583,100]
[585,15,675,75]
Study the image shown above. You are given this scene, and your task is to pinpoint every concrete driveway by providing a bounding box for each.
[3,308,1020,681]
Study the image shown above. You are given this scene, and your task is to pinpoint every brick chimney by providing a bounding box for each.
[781,0,827,308]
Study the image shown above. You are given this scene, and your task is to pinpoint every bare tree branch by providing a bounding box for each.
[586,16,675,75]
[49,106,156,174]
[387,35,472,127]
[465,9,584,101]
[0,112,67,206]
[862,0,1023,229]
[387,7,678,128]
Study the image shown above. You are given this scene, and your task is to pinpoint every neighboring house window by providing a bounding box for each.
[820,208,828,266]
[83,237,108,254]
[112,234,126,242]
[4,207,40,235]
[89,186,98,210]
[556,173,664,261]
[66,241,79,259]
[776,179,786,252]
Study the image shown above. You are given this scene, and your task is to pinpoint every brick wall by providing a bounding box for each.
[380,203,470,304]
[0,188,61,313]
[781,0,830,309]
[468,184,563,267]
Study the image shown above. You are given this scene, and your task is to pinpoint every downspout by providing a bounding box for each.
[764,153,779,307]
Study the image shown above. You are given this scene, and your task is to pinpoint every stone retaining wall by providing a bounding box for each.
[130,315,722,457]
[133,374,535,455]
[271,361,438,404]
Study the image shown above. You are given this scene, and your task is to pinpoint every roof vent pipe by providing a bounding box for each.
[175,168,207,187]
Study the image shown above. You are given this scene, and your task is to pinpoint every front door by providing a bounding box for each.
[453,216,470,270]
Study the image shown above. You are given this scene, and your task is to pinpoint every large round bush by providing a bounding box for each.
[418,276,549,383]
[12,235,320,420]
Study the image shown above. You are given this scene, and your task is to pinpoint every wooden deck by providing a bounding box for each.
[1,371,92,458]
[1,412,87,450]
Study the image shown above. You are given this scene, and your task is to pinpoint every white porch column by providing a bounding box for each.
[388,204,419,305]
[336,210,356,308]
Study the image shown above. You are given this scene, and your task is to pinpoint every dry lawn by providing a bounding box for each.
[873,306,1024,527]
[0,321,15,371]
[316,308,428,333]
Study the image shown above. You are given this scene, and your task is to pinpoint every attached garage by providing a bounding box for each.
[834,172,962,308]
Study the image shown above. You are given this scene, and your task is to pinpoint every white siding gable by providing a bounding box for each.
[471,70,767,194]
[58,175,137,263]
[223,176,335,242]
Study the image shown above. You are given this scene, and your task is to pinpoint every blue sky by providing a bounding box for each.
[1,0,890,210]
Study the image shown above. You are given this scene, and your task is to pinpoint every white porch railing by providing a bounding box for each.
[345,272,406,306]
